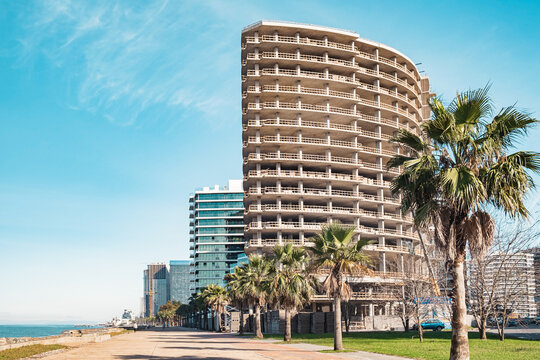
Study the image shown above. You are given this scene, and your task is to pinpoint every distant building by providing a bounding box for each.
[169,260,191,304]
[143,263,169,317]
[525,247,540,315]
[189,180,245,295]
[470,252,537,318]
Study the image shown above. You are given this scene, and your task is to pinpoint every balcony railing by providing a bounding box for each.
[243,33,421,82]
[244,152,400,174]
[245,169,392,187]
[245,34,355,51]
[245,134,396,157]
[246,186,401,205]
[247,221,417,240]
[247,203,413,222]
[245,84,419,122]
[311,291,400,301]
[245,118,416,133]
[245,55,421,97]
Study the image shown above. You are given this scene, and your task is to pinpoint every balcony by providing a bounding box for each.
[246,66,420,98]
[248,51,357,71]
[246,51,420,95]
[247,204,413,223]
[247,185,401,205]
[244,134,397,158]
[245,34,355,52]
[244,117,416,134]
[247,221,417,240]
[244,152,400,174]
[245,169,391,188]
[311,291,400,301]
[243,33,421,82]
[245,84,420,122]
[244,68,422,109]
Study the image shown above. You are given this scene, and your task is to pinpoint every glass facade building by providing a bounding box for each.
[189,180,245,295]
[142,263,168,317]
[169,260,191,304]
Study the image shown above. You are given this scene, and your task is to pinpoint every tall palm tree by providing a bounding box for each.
[388,85,539,360]
[187,294,204,328]
[238,255,272,338]
[195,287,210,330]
[202,284,230,332]
[309,223,372,350]
[225,267,248,334]
[270,244,315,342]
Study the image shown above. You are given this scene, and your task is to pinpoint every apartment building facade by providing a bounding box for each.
[470,251,537,318]
[241,20,432,321]
[189,180,245,295]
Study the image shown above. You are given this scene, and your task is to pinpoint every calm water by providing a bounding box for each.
[0,325,102,338]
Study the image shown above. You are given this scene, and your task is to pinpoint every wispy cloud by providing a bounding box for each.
[12,0,249,126]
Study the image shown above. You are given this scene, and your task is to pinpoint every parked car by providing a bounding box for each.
[412,319,446,331]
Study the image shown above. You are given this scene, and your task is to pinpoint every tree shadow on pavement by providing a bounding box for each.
[115,356,240,360]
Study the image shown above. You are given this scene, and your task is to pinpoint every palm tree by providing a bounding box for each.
[388,85,539,360]
[195,287,210,330]
[270,244,315,342]
[187,295,204,328]
[202,284,230,332]
[309,223,372,350]
[225,267,248,334]
[238,255,272,338]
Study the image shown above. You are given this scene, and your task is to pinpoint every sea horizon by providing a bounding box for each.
[0,324,104,338]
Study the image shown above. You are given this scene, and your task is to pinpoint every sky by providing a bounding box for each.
[1,0,539,324]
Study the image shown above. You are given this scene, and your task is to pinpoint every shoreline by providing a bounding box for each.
[0,327,120,352]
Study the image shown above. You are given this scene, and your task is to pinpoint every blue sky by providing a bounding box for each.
[1,0,539,323]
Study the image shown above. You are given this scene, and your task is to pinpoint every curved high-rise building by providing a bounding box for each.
[241,21,432,318]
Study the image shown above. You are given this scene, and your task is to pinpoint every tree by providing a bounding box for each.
[201,284,230,332]
[401,276,436,342]
[157,300,179,327]
[388,85,539,360]
[269,244,315,342]
[238,255,272,338]
[225,267,248,334]
[309,223,372,350]
[186,294,204,328]
[468,217,539,340]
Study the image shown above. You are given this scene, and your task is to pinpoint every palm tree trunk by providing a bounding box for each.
[450,251,470,360]
[334,295,343,351]
[284,308,292,342]
[239,308,245,335]
[254,305,263,339]
[216,310,221,332]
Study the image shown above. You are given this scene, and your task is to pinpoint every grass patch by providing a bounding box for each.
[263,331,540,360]
[0,344,66,360]
[109,329,132,337]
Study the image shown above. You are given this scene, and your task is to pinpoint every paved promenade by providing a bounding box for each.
[40,328,411,360]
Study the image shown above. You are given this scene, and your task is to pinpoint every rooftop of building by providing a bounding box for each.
[170,260,190,265]
[242,20,421,75]
[191,179,243,195]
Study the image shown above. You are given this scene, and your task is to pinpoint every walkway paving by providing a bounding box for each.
[40,328,413,360]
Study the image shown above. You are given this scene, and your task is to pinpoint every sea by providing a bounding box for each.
[0,325,103,338]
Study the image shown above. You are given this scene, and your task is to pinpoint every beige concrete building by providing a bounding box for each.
[241,20,432,326]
